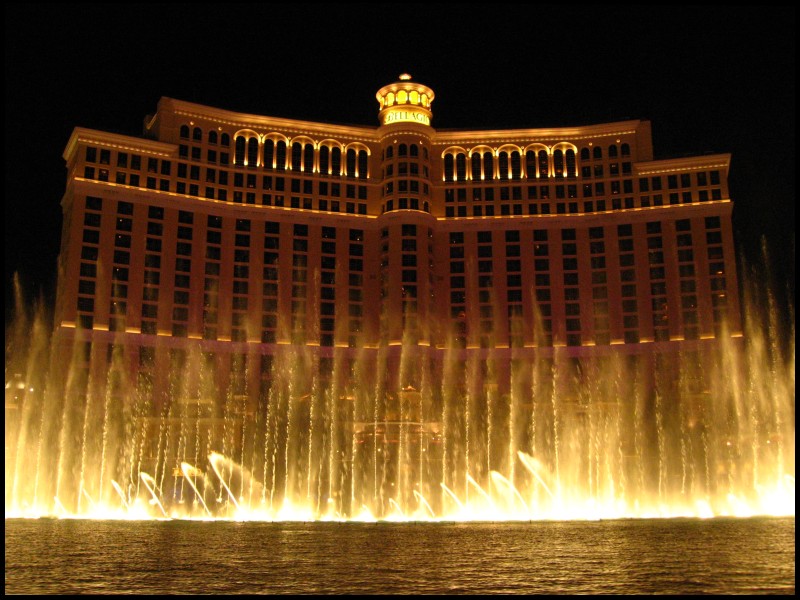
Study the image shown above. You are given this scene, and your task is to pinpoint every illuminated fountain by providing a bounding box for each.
[4,272,794,521]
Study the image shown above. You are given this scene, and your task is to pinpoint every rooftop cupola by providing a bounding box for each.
[376,74,435,127]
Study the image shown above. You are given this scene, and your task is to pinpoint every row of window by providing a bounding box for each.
[179,125,230,146]
[444,173,722,200]
[80,197,374,343]
[178,123,397,176]
[75,197,731,344]
[382,143,428,160]
[443,148,580,182]
[231,138,370,179]
[441,143,634,182]
[441,220,727,347]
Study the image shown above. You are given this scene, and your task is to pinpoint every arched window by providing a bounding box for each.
[423,147,428,160]
[621,143,630,156]
[398,144,407,157]
[538,150,549,178]
[498,152,509,180]
[410,144,419,157]
[291,142,303,171]
[565,149,576,178]
[319,146,329,174]
[483,152,493,180]
[275,141,287,171]
[179,125,190,139]
[444,154,455,182]
[220,133,230,147]
[234,136,246,165]
[263,140,275,169]
[345,149,357,177]
[471,153,481,181]
[208,131,218,145]
[511,152,521,180]
[580,147,590,160]
[192,127,202,141]
[456,154,467,182]
[386,146,394,159]
[331,147,341,176]
[247,138,258,166]
[553,150,564,177]
[358,150,368,179]
[304,144,314,173]
[593,146,602,160]
[526,151,537,179]
[608,144,618,158]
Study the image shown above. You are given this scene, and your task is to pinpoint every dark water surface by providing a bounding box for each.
[5,517,794,594]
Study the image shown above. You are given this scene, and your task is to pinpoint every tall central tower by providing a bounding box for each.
[375,74,436,357]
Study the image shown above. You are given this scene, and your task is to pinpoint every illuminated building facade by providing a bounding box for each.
[55,74,740,399]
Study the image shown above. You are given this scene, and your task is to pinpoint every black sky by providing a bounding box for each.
[4,5,795,321]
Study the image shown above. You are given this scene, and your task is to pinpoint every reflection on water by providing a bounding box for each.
[5,517,795,594]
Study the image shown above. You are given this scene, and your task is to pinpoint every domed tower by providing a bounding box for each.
[376,73,435,129]
[375,74,436,353]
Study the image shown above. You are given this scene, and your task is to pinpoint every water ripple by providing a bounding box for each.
[5,517,795,594]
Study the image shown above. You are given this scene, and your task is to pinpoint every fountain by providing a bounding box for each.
[4,269,795,521]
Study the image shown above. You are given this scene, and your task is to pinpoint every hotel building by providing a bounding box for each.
[55,74,740,405]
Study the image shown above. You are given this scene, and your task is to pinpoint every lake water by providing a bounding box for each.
[4,517,794,594]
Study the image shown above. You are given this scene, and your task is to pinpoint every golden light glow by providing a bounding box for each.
[376,76,435,127]
[638,162,728,176]
[22,89,789,527]
[433,198,731,221]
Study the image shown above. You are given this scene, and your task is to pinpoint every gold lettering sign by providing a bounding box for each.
[383,110,430,126]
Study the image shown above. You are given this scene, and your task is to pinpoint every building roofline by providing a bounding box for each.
[159,97,379,140]
[431,120,647,145]
[156,98,651,146]
[64,127,175,161]
[636,153,731,175]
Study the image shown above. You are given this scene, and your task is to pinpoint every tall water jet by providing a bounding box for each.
[4,260,795,521]
[180,463,212,516]
[139,472,167,518]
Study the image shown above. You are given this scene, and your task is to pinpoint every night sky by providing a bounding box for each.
[4,5,795,323]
